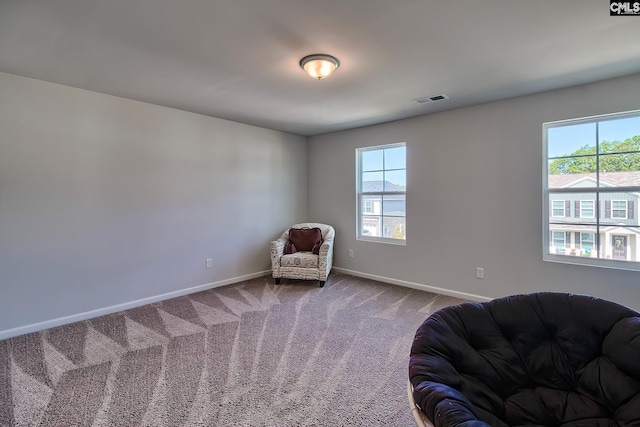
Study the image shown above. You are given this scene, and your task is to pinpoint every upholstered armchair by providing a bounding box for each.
[270,223,335,287]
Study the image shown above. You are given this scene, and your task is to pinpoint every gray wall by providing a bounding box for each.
[308,73,640,311]
[3,70,639,337]
[0,72,307,335]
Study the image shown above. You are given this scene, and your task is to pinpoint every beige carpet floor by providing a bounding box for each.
[0,272,467,426]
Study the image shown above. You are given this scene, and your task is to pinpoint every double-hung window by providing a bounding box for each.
[552,200,566,217]
[356,143,406,244]
[612,200,628,219]
[543,109,640,270]
[579,200,595,218]
[580,233,595,251]
[552,231,566,250]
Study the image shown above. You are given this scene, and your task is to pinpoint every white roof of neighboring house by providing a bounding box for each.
[362,181,404,192]
[548,171,640,188]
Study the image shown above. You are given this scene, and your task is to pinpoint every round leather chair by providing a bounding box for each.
[409,292,640,426]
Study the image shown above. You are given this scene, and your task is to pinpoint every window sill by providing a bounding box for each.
[543,253,640,272]
[357,235,406,246]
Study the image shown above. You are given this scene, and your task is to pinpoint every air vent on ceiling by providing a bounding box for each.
[413,94,449,104]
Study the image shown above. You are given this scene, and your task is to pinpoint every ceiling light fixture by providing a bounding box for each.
[299,54,340,80]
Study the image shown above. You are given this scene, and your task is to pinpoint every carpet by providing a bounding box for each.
[0,272,467,426]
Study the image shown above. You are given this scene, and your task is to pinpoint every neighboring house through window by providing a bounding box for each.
[356,143,406,244]
[543,109,640,270]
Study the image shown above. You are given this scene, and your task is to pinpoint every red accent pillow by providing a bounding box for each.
[284,240,297,254]
[285,227,323,254]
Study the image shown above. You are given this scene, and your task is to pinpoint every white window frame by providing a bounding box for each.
[612,200,628,219]
[543,109,640,271]
[580,200,595,218]
[356,142,406,245]
[552,200,565,217]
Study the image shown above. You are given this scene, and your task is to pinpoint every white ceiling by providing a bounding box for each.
[1,0,639,136]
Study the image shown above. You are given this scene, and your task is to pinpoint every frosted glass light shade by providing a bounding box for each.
[299,54,340,80]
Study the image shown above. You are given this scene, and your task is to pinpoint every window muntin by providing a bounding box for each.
[357,143,406,244]
[543,109,640,270]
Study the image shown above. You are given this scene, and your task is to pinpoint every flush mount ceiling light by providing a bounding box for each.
[299,54,340,80]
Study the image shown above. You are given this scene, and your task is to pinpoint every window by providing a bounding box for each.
[552,200,565,217]
[543,109,640,270]
[357,143,406,244]
[579,200,595,218]
[580,233,595,251]
[612,200,627,219]
[363,200,374,214]
[552,231,566,249]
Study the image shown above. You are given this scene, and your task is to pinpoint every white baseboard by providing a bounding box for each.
[0,270,271,341]
[1,269,488,340]
[332,267,492,303]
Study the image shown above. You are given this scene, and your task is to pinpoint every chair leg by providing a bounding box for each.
[275,278,281,285]
[319,281,325,288]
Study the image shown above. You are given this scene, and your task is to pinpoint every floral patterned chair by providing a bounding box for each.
[270,223,335,287]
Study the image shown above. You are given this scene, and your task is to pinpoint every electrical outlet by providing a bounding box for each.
[348,249,354,258]
[476,267,484,279]
[206,258,213,268]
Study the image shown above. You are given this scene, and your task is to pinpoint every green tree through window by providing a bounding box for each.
[549,136,640,174]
